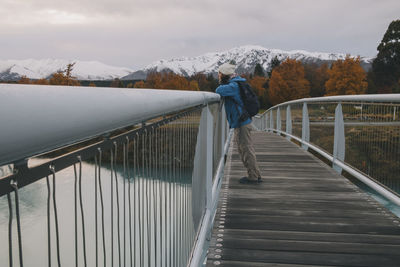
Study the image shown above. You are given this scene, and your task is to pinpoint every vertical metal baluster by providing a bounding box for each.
[73,164,78,267]
[182,115,186,264]
[123,141,126,267]
[44,175,51,267]
[163,125,167,266]
[147,128,152,267]
[127,137,133,267]
[7,192,13,267]
[110,147,114,267]
[49,166,60,267]
[113,143,121,267]
[143,128,150,266]
[95,153,98,267]
[172,118,175,267]
[158,126,163,267]
[134,134,138,267]
[168,121,172,267]
[153,127,158,267]
[141,131,145,267]
[172,119,176,267]
[77,157,88,267]
[179,116,184,266]
[160,125,164,267]
[175,117,179,267]
[97,148,106,267]
[154,126,158,267]
[10,179,23,267]
[162,124,166,267]
[185,113,189,262]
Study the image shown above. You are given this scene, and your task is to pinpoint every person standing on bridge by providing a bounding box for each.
[216,63,262,184]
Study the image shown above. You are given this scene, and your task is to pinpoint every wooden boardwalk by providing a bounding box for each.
[207,132,400,267]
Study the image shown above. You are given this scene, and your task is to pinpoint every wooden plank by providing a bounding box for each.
[207,132,400,267]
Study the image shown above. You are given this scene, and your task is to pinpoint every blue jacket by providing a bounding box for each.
[215,76,252,129]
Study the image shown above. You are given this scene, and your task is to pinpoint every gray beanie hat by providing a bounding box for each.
[218,63,236,75]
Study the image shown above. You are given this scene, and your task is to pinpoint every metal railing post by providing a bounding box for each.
[265,113,269,131]
[277,107,281,135]
[189,104,214,267]
[270,110,274,132]
[205,105,214,211]
[220,105,227,163]
[302,103,310,150]
[333,103,345,174]
[286,105,292,141]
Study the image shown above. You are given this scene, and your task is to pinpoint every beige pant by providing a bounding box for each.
[234,124,261,180]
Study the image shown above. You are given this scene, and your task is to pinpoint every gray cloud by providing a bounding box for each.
[0,0,399,69]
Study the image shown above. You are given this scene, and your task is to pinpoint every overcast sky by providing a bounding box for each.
[0,0,399,69]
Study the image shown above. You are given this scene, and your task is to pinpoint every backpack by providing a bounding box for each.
[234,81,260,120]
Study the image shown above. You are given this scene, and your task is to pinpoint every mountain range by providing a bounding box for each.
[121,45,373,80]
[0,45,373,81]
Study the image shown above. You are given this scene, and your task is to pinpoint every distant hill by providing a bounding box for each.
[0,59,133,81]
[121,45,372,80]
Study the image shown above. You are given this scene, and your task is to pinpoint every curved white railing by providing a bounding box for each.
[0,84,228,267]
[253,94,400,206]
[0,84,220,166]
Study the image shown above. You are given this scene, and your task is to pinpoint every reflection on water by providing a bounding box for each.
[0,160,194,266]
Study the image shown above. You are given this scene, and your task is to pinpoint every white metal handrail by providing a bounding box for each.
[0,84,220,166]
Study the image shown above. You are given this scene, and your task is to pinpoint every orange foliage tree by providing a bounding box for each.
[268,59,310,105]
[135,72,199,91]
[33,78,49,85]
[325,56,367,96]
[17,76,31,84]
[49,63,80,86]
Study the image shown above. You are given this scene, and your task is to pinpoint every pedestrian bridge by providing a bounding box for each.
[0,84,399,267]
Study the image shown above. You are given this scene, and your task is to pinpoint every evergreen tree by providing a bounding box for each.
[371,20,400,93]
[110,78,124,88]
[304,63,329,97]
[267,56,281,77]
[253,63,265,77]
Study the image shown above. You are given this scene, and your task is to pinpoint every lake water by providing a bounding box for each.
[0,160,195,267]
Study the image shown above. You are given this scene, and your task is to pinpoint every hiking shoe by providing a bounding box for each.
[239,177,260,184]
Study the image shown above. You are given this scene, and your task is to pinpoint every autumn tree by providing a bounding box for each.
[18,76,31,84]
[89,82,96,87]
[189,80,200,91]
[325,56,367,96]
[133,80,146,88]
[371,20,400,93]
[49,63,80,86]
[33,78,49,85]
[268,59,310,105]
[136,71,201,91]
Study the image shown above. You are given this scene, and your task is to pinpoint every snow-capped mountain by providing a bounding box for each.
[0,59,133,81]
[122,45,372,80]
